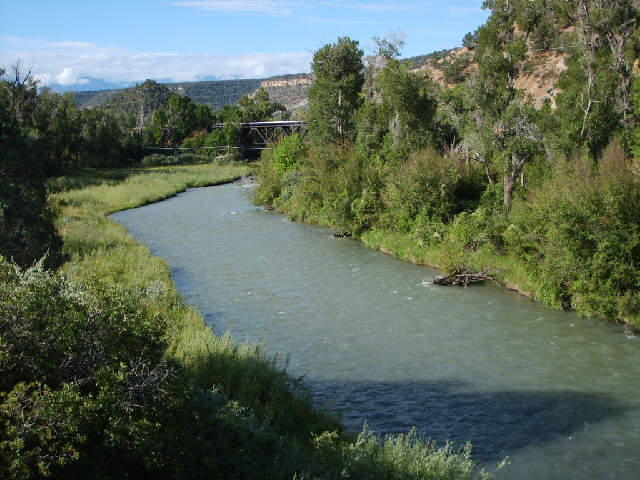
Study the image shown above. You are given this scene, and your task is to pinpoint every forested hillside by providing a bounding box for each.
[167,78,263,109]
[74,78,263,110]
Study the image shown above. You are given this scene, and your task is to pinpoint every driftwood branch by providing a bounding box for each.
[432,271,492,287]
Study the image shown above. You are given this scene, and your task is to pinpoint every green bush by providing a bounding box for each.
[272,134,308,174]
[506,154,640,324]
[380,149,485,233]
[251,149,283,207]
[0,259,187,478]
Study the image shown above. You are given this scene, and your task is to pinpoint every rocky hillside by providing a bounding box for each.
[260,73,313,112]
[257,46,571,113]
[419,45,568,108]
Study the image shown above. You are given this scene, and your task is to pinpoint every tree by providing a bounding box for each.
[150,94,198,147]
[462,30,479,49]
[307,37,364,146]
[272,133,307,174]
[81,108,130,167]
[0,65,63,269]
[237,86,285,122]
[194,103,215,129]
[477,0,528,106]
[460,0,544,213]
[166,93,197,145]
[356,33,437,161]
[545,0,639,158]
[570,0,639,129]
[34,91,83,173]
[496,101,543,213]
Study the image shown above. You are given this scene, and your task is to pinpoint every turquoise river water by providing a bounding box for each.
[112,182,640,479]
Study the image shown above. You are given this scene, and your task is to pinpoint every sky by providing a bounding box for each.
[0,0,489,90]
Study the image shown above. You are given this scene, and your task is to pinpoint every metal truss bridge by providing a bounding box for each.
[210,120,308,146]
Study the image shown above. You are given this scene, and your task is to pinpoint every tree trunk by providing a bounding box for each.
[504,174,517,214]
[504,152,527,214]
[576,0,598,140]
[476,157,494,186]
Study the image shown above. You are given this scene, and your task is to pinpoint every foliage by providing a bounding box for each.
[237,86,286,122]
[272,133,308,174]
[380,149,486,233]
[506,150,640,322]
[0,65,64,269]
[101,79,172,128]
[166,78,262,109]
[301,426,500,480]
[357,36,438,162]
[150,93,198,146]
[0,258,183,479]
[308,37,365,146]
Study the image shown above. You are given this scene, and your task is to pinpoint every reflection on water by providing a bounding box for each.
[112,183,640,479]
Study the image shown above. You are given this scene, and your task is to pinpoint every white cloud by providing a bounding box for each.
[0,36,312,87]
[167,0,299,14]
[54,67,89,85]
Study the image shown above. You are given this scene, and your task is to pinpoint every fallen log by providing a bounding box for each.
[432,271,489,287]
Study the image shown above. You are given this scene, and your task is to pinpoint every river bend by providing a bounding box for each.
[112,183,640,479]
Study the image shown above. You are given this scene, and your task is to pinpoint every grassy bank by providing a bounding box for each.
[28,164,499,479]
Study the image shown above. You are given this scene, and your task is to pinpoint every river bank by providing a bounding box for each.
[42,164,498,479]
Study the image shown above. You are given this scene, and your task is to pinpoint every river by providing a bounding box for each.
[112,182,640,479]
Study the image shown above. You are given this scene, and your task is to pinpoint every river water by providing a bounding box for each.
[112,182,640,479]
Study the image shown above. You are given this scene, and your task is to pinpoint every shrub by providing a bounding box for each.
[272,134,308,174]
[506,155,640,323]
[380,148,485,233]
[0,258,187,478]
[251,149,283,207]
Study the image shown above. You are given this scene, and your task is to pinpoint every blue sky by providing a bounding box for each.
[0,0,489,89]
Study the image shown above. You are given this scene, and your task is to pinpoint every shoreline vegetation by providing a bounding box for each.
[0,164,500,478]
[254,143,640,330]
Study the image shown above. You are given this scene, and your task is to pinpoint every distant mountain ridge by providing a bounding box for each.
[72,75,310,112]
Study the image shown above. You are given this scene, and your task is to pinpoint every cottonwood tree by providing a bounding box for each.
[34,91,83,172]
[150,93,197,147]
[461,0,542,213]
[356,33,437,161]
[546,0,639,158]
[496,102,543,213]
[238,86,286,122]
[308,37,364,146]
[590,0,639,125]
